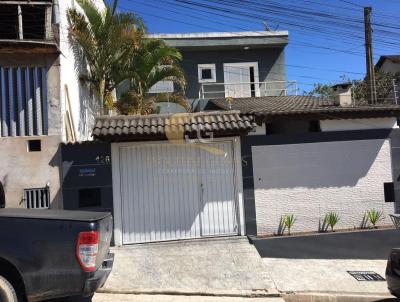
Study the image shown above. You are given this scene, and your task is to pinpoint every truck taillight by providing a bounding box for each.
[76,231,99,272]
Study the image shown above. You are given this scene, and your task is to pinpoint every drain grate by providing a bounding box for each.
[347,271,385,281]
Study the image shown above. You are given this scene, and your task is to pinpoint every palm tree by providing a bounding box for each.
[67,0,144,111]
[116,38,191,115]
[68,0,191,115]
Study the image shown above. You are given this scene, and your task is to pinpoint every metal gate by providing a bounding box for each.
[118,141,238,244]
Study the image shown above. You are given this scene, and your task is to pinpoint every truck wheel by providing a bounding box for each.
[0,275,18,302]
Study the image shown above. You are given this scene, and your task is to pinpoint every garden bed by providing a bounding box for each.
[251,227,400,260]
[257,224,394,238]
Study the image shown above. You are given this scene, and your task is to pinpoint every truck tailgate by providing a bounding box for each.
[96,214,113,268]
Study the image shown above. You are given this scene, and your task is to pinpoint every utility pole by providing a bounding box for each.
[364,7,377,104]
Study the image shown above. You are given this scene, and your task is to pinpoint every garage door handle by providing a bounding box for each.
[200,183,204,204]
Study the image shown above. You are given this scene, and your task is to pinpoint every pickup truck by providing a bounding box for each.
[0,208,114,302]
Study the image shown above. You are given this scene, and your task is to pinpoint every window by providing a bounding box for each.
[148,81,174,93]
[22,5,46,39]
[79,188,102,208]
[198,64,216,83]
[24,187,50,209]
[0,5,18,39]
[27,140,41,152]
[148,65,174,93]
[0,66,48,137]
[0,3,48,40]
[308,121,321,132]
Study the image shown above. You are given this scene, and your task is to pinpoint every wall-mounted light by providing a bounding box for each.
[244,46,251,50]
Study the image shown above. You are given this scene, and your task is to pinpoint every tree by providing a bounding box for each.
[68,0,191,115]
[352,72,400,104]
[307,71,400,104]
[67,0,144,111]
[115,38,191,115]
[304,83,336,100]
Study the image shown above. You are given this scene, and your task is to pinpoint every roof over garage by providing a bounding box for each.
[93,110,257,142]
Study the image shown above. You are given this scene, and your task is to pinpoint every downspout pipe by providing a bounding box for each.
[52,0,60,24]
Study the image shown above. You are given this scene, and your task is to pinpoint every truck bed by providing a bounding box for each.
[0,208,113,301]
[0,208,110,222]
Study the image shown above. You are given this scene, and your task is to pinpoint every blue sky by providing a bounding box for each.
[117,0,399,93]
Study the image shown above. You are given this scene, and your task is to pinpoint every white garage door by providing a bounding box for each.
[117,141,239,244]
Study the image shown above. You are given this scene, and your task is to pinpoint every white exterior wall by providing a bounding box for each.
[252,139,394,235]
[249,123,266,136]
[321,118,398,132]
[58,0,105,141]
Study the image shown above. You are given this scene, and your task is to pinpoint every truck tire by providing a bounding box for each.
[0,275,18,302]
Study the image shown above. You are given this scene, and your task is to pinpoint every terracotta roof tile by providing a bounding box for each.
[210,96,400,118]
[93,111,256,142]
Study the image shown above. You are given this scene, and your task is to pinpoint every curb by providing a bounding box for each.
[282,292,395,302]
[97,288,281,298]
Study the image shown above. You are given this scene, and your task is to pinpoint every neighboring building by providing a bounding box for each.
[148,31,292,113]
[0,0,104,209]
[376,55,400,74]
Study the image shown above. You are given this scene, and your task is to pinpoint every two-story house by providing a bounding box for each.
[63,29,400,245]
[0,0,104,209]
[147,31,292,113]
[64,30,290,245]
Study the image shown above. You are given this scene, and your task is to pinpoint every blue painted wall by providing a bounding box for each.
[178,47,286,100]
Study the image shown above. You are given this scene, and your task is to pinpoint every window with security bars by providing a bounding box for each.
[0,66,48,137]
[24,187,50,209]
[0,2,50,40]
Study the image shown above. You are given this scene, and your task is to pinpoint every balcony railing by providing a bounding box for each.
[199,81,298,99]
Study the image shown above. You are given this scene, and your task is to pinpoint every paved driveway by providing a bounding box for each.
[101,237,277,297]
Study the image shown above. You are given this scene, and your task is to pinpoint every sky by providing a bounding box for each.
[116,0,400,93]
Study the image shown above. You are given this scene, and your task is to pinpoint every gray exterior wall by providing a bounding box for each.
[178,47,286,101]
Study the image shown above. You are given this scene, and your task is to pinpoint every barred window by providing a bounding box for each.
[0,66,48,137]
[24,187,50,209]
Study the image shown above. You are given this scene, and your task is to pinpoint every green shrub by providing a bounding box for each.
[283,214,296,235]
[324,212,340,232]
[367,209,384,228]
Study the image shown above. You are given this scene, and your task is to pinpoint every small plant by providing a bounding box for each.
[283,214,296,235]
[360,212,369,229]
[367,209,384,228]
[276,215,286,236]
[324,212,340,232]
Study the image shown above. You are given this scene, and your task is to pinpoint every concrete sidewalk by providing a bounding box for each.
[263,258,395,301]
[98,236,398,301]
[101,237,278,297]
[93,293,285,302]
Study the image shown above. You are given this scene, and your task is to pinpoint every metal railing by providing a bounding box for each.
[393,79,399,105]
[198,81,298,99]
